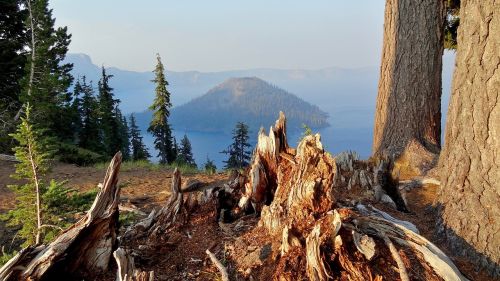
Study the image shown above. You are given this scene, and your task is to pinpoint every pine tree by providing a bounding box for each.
[177,134,196,167]
[221,122,252,169]
[148,54,175,164]
[70,77,84,143]
[97,67,121,157]
[5,104,55,246]
[203,156,217,175]
[129,114,150,161]
[0,0,26,153]
[20,0,73,143]
[78,77,101,152]
[115,107,130,160]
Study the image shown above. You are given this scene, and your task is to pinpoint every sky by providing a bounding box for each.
[49,0,386,72]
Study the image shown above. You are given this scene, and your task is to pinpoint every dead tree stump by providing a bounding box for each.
[0,152,123,281]
[239,113,468,281]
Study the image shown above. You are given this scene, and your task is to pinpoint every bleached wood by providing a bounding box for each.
[206,249,229,281]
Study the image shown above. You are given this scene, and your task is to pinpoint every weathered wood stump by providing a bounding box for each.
[0,152,123,280]
[239,113,468,281]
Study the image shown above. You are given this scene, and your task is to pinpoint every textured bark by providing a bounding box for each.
[437,0,500,277]
[373,0,445,167]
[0,152,122,280]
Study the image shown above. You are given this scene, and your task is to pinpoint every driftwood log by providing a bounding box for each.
[239,113,468,281]
[0,152,123,281]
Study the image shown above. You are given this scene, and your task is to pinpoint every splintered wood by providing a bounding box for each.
[238,112,468,281]
[0,152,123,280]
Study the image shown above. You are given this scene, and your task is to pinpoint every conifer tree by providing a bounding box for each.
[5,104,54,245]
[203,156,217,175]
[177,134,196,167]
[221,122,251,169]
[0,0,26,153]
[129,114,150,161]
[20,0,73,143]
[70,77,84,143]
[78,77,101,152]
[148,54,175,164]
[115,107,130,160]
[97,67,121,157]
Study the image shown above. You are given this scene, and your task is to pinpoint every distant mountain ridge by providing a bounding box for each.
[167,77,329,133]
[64,53,381,115]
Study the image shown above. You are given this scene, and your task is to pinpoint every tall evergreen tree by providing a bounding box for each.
[177,134,196,167]
[78,77,101,152]
[129,114,150,161]
[97,67,121,157]
[20,0,73,143]
[148,54,175,164]
[116,108,130,160]
[221,122,251,169]
[70,77,84,143]
[0,0,26,153]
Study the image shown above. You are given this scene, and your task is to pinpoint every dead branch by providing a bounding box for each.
[206,249,229,281]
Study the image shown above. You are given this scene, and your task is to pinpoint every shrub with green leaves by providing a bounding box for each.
[204,157,217,175]
[1,105,97,247]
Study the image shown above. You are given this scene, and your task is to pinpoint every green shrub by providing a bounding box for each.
[203,157,217,175]
[0,248,17,267]
[56,143,106,166]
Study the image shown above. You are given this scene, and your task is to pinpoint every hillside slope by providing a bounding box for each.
[168,77,328,133]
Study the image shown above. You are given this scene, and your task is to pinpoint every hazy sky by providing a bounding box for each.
[50,1,385,72]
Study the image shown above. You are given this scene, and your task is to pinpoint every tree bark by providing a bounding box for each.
[437,0,500,277]
[372,0,444,172]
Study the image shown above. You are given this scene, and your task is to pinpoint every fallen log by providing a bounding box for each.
[0,152,123,280]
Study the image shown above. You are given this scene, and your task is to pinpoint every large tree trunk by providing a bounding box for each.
[437,0,500,277]
[372,0,444,174]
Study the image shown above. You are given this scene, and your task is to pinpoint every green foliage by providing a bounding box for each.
[2,105,97,247]
[20,0,74,143]
[301,123,312,139]
[56,142,106,166]
[97,67,122,157]
[167,161,200,174]
[148,54,175,164]
[444,0,460,50]
[129,114,151,161]
[119,212,138,227]
[5,105,53,246]
[221,122,252,169]
[0,0,26,154]
[176,134,196,167]
[203,156,217,175]
[0,249,18,267]
[78,76,103,153]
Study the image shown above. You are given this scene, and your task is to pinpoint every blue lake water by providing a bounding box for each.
[143,119,373,169]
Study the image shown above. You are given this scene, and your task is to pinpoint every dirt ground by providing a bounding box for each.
[0,159,494,280]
